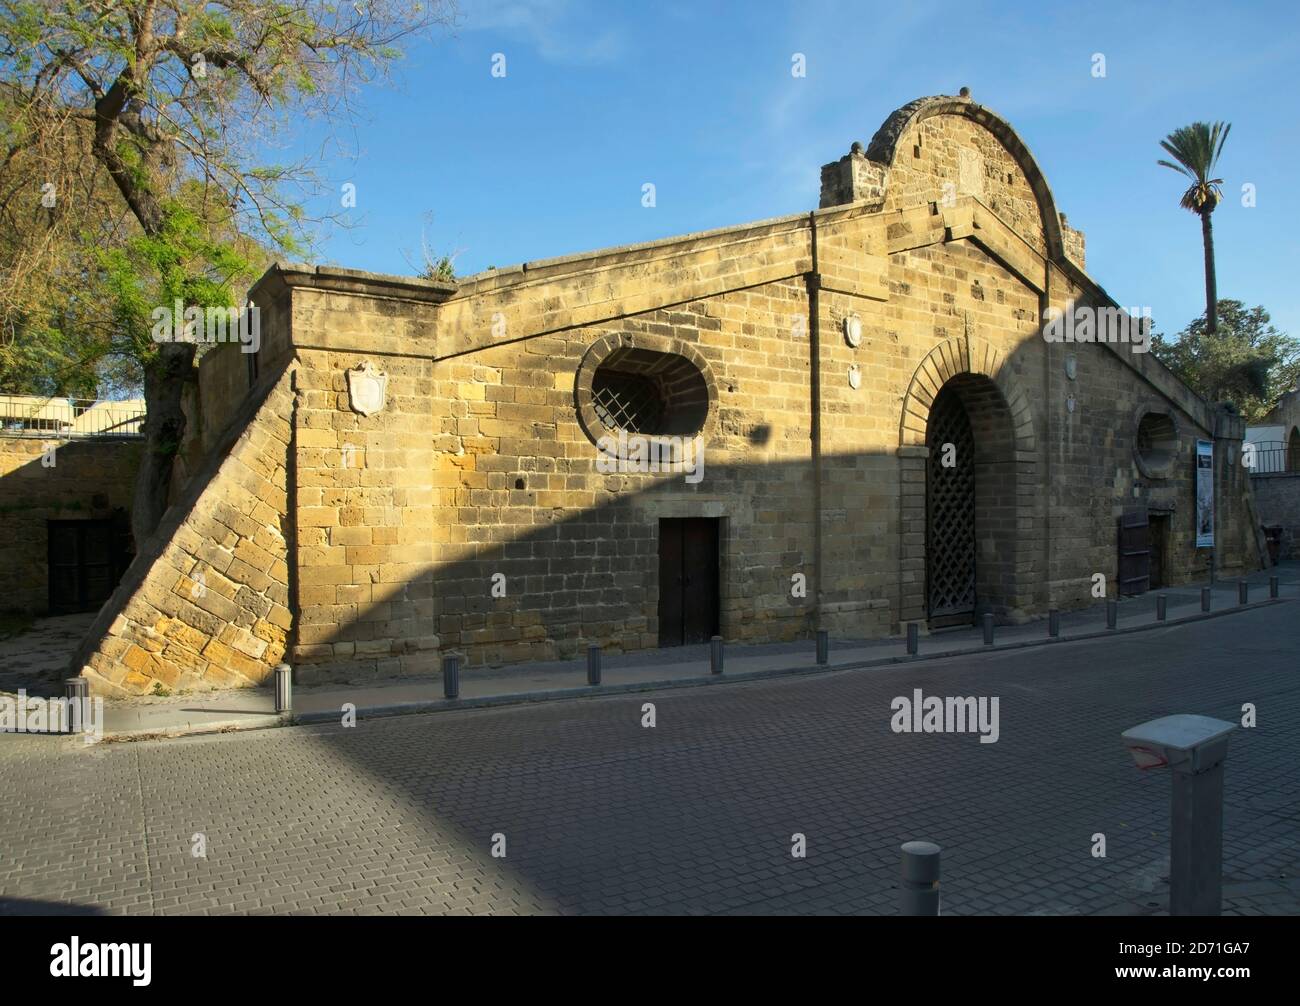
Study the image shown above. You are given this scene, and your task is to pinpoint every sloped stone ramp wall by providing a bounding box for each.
[74,366,296,696]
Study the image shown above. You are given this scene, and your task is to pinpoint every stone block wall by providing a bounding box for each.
[289,344,438,683]
[272,196,1260,680]
[429,282,818,666]
[819,144,889,208]
[861,226,1045,624]
[1059,214,1087,271]
[196,341,253,456]
[882,113,1047,258]
[0,437,141,614]
[1251,472,1300,559]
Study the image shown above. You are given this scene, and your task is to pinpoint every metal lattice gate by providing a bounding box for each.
[926,387,976,624]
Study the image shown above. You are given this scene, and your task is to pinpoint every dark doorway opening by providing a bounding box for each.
[925,385,976,627]
[657,517,720,646]
[47,515,130,614]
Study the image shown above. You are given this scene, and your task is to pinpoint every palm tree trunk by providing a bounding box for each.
[1201,209,1218,334]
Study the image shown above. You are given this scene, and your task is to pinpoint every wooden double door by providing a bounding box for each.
[47,516,131,614]
[657,518,720,646]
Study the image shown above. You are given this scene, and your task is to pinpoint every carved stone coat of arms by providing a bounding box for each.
[347,361,388,417]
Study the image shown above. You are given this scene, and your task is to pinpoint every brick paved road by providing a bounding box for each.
[1,603,1297,915]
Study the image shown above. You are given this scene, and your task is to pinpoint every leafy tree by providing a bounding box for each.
[1157,121,1230,335]
[0,0,456,545]
[1151,300,1299,422]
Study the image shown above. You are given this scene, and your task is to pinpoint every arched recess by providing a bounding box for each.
[1289,426,1300,473]
[896,336,1038,627]
[899,336,1035,453]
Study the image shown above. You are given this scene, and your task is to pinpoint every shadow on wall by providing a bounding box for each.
[0,439,141,617]
[294,387,1247,685]
[34,322,1261,697]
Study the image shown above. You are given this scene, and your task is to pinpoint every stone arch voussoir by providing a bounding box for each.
[899,336,1035,454]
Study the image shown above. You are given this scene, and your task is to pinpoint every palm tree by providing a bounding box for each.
[1158,121,1231,334]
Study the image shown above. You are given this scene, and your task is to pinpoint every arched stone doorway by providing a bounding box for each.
[1288,426,1300,473]
[924,373,1018,626]
[898,336,1037,629]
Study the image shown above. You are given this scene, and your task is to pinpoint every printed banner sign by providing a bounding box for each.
[1195,439,1214,548]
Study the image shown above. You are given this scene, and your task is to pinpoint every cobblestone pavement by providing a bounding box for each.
[1,602,1296,915]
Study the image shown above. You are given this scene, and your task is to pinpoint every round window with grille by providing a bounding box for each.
[592,370,667,434]
[1133,409,1179,478]
[575,335,717,453]
[587,348,709,437]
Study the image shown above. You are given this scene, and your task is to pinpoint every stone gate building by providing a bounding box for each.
[70,92,1264,695]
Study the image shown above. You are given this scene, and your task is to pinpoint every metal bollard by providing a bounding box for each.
[1238,579,1248,605]
[587,643,601,686]
[64,677,89,734]
[907,622,919,656]
[710,635,724,675]
[981,612,994,646]
[816,629,828,665]
[1201,587,1211,612]
[1156,594,1167,621]
[1270,576,1279,599]
[442,652,460,700]
[1122,715,1235,916]
[900,841,941,916]
[1106,599,1118,630]
[274,663,292,714]
[1048,609,1060,638]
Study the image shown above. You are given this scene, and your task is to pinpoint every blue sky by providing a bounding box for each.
[287,0,1300,339]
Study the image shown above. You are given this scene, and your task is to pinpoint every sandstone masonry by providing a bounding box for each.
[66,92,1266,694]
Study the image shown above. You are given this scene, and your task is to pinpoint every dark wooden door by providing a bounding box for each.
[48,519,117,614]
[1117,510,1151,596]
[1149,513,1169,589]
[658,518,719,646]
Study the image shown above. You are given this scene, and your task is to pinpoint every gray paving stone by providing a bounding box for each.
[0,601,1297,915]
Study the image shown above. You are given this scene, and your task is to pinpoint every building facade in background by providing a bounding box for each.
[0,397,144,615]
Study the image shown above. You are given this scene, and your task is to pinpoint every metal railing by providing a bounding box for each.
[1247,441,1298,474]
[0,396,145,438]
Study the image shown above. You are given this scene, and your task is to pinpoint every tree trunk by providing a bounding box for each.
[130,340,195,552]
[1201,208,1218,335]
[92,70,184,548]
